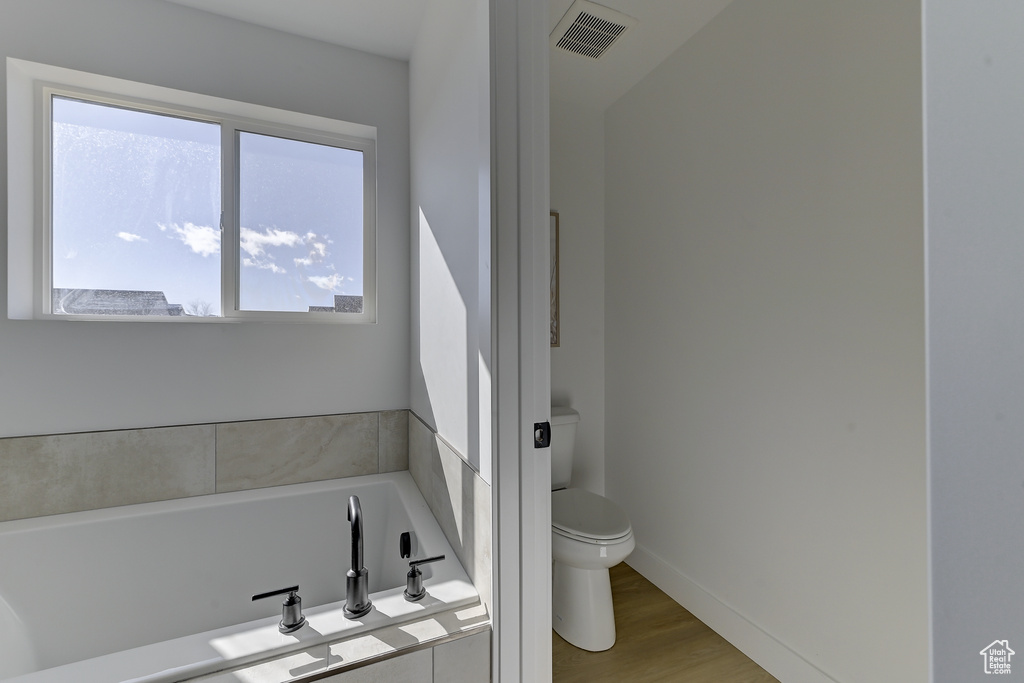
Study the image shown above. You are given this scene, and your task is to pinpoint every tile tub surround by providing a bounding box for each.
[0,425,215,521]
[216,414,379,492]
[0,410,410,522]
[408,413,492,613]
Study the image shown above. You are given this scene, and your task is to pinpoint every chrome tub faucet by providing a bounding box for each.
[343,495,372,619]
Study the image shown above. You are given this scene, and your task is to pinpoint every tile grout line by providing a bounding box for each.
[213,421,218,494]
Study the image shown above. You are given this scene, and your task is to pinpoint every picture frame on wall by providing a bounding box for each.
[550,211,560,347]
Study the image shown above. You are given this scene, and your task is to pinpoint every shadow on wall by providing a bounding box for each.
[414,205,491,478]
[408,413,492,613]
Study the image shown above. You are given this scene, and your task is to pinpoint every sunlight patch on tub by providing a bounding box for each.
[210,622,292,660]
[326,634,392,666]
[399,618,446,642]
[455,604,489,622]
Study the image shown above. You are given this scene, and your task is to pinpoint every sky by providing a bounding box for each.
[51,96,364,315]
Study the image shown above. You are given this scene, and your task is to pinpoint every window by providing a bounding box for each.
[8,59,376,322]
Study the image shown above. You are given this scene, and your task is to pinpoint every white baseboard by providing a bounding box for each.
[625,544,838,683]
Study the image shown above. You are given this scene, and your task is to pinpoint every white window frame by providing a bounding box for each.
[7,58,377,323]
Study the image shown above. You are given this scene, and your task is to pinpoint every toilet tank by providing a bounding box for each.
[550,406,579,490]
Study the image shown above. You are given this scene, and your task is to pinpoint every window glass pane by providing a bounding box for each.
[51,97,221,316]
[238,131,364,313]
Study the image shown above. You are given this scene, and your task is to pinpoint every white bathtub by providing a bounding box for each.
[0,471,478,682]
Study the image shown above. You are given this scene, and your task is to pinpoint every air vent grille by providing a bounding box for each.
[551,0,637,60]
[556,12,627,59]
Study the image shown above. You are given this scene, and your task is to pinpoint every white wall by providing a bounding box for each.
[604,2,927,681]
[0,0,410,438]
[550,98,604,494]
[409,0,491,480]
[925,2,1024,680]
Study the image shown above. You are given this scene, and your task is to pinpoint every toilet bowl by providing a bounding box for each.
[551,487,634,651]
[550,407,634,652]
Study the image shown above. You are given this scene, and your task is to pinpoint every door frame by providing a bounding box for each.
[492,0,551,679]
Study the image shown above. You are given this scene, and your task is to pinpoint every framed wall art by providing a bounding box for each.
[550,211,560,347]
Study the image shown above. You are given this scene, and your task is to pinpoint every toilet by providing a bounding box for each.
[550,406,634,652]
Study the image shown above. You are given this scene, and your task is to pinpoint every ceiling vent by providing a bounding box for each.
[551,0,637,60]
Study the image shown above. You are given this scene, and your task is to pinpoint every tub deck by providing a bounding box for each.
[14,589,484,683]
[188,603,489,683]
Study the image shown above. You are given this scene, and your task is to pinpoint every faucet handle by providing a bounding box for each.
[404,554,445,602]
[409,554,445,568]
[252,585,306,634]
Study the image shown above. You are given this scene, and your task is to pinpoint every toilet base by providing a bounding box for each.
[552,561,616,651]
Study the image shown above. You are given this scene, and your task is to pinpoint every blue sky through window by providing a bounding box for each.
[52,97,221,314]
[238,131,363,312]
[51,96,364,315]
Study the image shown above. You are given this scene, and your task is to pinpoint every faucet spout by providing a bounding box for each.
[343,495,372,619]
[348,495,363,571]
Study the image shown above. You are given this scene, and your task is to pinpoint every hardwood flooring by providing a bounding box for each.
[552,563,779,683]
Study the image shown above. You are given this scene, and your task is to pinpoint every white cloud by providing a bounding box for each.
[308,273,344,292]
[240,227,303,258]
[239,229,335,272]
[293,242,329,267]
[117,232,146,243]
[159,222,220,257]
[242,257,286,274]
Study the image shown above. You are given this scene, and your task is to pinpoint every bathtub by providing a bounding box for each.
[0,471,479,682]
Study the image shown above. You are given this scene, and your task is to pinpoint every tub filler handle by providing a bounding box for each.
[252,585,306,634]
[404,554,445,602]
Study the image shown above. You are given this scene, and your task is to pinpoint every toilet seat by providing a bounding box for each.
[552,524,633,546]
[551,488,632,543]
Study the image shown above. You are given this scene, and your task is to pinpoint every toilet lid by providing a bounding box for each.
[551,488,631,541]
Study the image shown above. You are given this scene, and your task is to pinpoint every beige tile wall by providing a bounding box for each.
[0,425,216,521]
[216,413,379,492]
[408,413,492,613]
[0,410,410,522]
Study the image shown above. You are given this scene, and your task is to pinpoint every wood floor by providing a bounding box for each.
[553,563,779,683]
